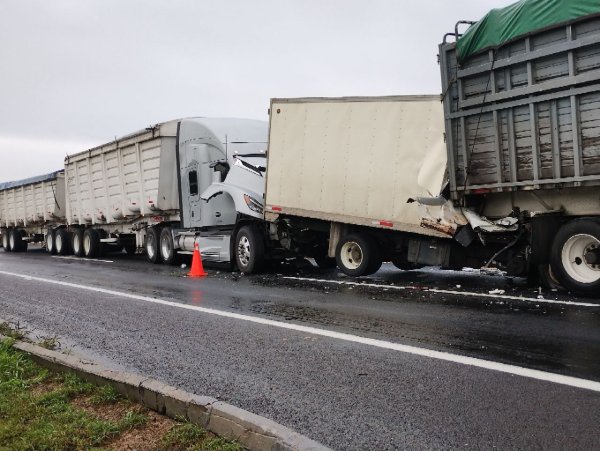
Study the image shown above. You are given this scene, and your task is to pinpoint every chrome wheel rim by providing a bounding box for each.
[55,233,62,252]
[9,232,15,250]
[161,235,172,261]
[83,234,91,255]
[340,241,363,270]
[47,233,53,252]
[73,234,80,254]
[562,234,600,284]
[237,236,251,267]
[146,234,155,259]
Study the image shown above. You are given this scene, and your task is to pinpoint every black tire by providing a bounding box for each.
[9,229,24,253]
[46,229,56,254]
[2,231,11,252]
[124,243,137,255]
[314,254,337,269]
[391,254,424,271]
[234,224,265,273]
[18,230,28,252]
[55,229,71,255]
[83,228,101,258]
[160,227,177,265]
[550,219,600,297]
[529,264,563,291]
[335,233,382,277]
[146,227,161,264]
[71,229,85,257]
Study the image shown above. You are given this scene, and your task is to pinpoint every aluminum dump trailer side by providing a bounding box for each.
[64,121,179,227]
[440,13,600,213]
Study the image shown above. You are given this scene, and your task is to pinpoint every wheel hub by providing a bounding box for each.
[562,234,600,283]
[584,246,600,265]
[161,236,172,260]
[146,237,155,258]
[340,241,363,270]
[83,235,91,254]
[238,236,251,266]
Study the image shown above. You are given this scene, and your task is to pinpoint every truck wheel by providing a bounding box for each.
[2,232,11,252]
[314,254,337,269]
[550,219,600,297]
[391,254,423,271]
[71,229,84,257]
[335,234,382,277]
[124,243,137,255]
[146,227,161,264]
[55,229,71,255]
[83,228,101,258]
[9,229,24,253]
[46,229,56,254]
[19,231,28,252]
[529,264,563,291]
[235,225,265,273]
[160,227,177,265]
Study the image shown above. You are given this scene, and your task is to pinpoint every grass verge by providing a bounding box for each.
[0,338,243,450]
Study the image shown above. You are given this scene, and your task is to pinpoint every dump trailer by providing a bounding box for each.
[0,171,66,252]
[53,117,268,265]
[436,0,600,296]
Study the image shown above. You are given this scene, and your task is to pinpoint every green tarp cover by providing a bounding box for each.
[456,0,600,63]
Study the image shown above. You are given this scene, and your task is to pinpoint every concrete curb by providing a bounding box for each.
[3,337,330,451]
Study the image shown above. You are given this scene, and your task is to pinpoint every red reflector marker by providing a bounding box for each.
[380,220,393,227]
[271,206,282,212]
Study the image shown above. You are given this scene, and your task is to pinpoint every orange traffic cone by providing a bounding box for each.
[187,242,207,278]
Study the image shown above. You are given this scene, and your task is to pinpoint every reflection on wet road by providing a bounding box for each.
[0,249,599,449]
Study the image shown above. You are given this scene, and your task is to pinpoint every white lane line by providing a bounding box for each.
[1,269,599,393]
[52,256,114,263]
[282,276,600,308]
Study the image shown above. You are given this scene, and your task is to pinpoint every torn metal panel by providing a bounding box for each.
[414,198,469,237]
[462,209,519,233]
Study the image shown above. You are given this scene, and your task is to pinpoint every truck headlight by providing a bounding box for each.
[243,194,263,214]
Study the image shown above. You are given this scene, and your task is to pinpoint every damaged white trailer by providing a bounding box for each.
[257,95,457,276]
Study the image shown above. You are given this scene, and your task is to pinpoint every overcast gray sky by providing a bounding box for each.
[0,0,515,182]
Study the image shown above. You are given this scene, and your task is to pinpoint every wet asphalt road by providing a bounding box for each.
[0,248,599,450]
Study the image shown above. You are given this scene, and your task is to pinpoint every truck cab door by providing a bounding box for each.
[179,143,226,228]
